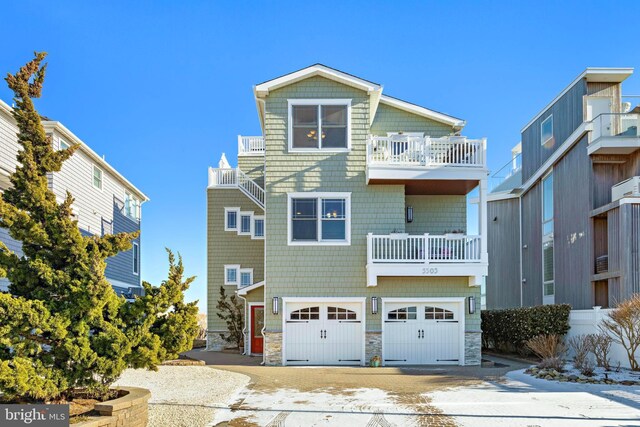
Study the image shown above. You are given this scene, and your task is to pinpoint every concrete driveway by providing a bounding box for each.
[185,350,640,427]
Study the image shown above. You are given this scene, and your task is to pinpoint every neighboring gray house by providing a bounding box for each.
[207,64,489,366]
[0,99,149,296]
[487,68,640,310]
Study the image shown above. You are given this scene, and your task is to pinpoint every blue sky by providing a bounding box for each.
[2,1,639,313]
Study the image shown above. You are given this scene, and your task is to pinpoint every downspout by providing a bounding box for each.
[237,292,248,356]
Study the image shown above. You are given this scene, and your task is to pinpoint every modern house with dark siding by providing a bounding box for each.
[487,68,640,310]
[0,99,148,296]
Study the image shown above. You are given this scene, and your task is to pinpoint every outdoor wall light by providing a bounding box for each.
[371,296,378,315]
[468,296,476,315]
[406,206,414,223]
[272,296,279,315]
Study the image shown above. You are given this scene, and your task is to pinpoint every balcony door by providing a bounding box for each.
[586,97,612,140]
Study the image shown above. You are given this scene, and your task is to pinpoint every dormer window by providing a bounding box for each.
[288,100,350,152]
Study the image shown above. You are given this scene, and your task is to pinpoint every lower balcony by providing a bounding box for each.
[366,233,487,287]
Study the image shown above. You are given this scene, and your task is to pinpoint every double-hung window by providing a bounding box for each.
[239,212,252,235]
[225,208,239,231]
[224,265,240,285]
[542,171,554,304]
[239,268,253,287]
[253,216,265,239]
[288,193,350,245]
[93,165,103,190]
[289,100,350,151]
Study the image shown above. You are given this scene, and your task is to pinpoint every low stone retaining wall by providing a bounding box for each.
[75,387,150,427]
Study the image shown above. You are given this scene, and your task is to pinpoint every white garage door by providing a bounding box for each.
[284,301,363,366]
[383,300,463,365]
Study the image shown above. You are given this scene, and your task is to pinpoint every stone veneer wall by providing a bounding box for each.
[264,332,282,365]
[464,331,482,365]
[365,332,382,364]
[206,330,228,351]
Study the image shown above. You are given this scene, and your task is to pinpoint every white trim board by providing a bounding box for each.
[255,64,381,97]
[237,281,265,296]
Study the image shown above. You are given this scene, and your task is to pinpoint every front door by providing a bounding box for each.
[250,305,264,354]
[586,97,613,139]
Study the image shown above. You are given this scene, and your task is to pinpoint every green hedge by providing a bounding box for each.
[481,304,571,353]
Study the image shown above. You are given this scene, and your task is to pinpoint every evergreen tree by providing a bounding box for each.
[216,286,244,349]
[0,53,198,401]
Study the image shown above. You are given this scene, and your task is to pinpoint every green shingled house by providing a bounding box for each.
[207,65,488,366]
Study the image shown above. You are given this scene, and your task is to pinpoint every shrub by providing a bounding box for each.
[216,286,244,349]
[600,294,640,371]
[0,53,198,401]
[482,304,571,353]
[568,335,591,372]
[527,335,566,371]
[586,333,612,370]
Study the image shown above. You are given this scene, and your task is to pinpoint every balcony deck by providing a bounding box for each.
[366,233,488,287]
[366,135,488,191]
[588,113,640,155]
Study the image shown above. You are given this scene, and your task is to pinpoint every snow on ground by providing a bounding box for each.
[428,368,640,427]
[554,362,640,383]
[114,365,250,427]
[211,387,448,427]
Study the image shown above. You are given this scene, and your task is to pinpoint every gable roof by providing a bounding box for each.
[379,94,465,129]
[253,64,466,130]
[0,99,148,202]
[254,64,382,96]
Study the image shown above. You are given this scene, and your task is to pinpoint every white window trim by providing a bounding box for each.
[92,165,103,191]
[224,207,240,231]
[287,99,352,153]
[252,215,265,239]
[541,115,553,146]
[224,264,240,285]
[132,242,139,276]
[287,192,351,246]
[239,268,254,287]
[58,137,70,150]
[238,211,254,236]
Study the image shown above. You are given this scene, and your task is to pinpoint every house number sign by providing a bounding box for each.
[422,267,439,274]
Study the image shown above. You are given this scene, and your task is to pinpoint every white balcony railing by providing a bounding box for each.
[367,233,482,264]
[238,136,265,156]
[367,135,486,168]
[208,167,265,208]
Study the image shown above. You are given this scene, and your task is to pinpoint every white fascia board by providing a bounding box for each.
[282,297,366,303]
[521,68,633,133]
[42,121,149,202]
[237,280,264,296]
[379,95,466,129]
[366,263,488,287]
[254,65,381,97]
[367,165,488,182]
[487,191,521,202]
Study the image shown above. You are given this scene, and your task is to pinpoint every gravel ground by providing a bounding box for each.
[114,366,250,427]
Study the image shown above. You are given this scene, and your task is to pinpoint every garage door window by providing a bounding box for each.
[290,306,320,320]
[388,306,417,320]
[327,306,356,320]
[425,306,454,320]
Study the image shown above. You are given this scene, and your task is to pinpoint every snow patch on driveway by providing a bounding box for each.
[428,369,640,427]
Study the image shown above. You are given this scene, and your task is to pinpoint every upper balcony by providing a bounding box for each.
[366,134,487,193]
[588,103,640,156]
[238,135,265,156]
[366,233,487,287]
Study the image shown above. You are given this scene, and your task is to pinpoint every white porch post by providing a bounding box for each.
[367,233,373,265]
[478,178,488,263]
